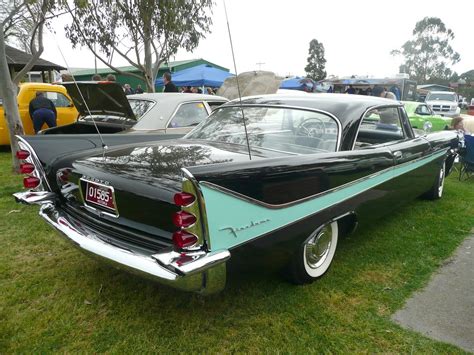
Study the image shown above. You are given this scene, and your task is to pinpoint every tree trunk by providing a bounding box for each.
[144,41,155,92]
[143,16,155,93]
[0,23,24,173]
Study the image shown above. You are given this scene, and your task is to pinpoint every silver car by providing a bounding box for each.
[425,91,461,117]
[128,93,228,134]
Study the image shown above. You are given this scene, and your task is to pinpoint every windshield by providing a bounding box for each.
[186,106,339,154]
[128,99,155,120]
[426,93,456,102]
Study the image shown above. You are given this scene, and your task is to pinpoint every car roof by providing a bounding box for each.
[427,91,456,95]
[128,92,228,104]
[129,93,228,130]
[223,93,402,129]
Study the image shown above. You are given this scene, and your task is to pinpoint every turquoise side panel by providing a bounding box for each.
[201,150,445,251]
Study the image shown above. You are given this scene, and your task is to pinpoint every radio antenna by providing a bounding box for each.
[223,0,252,160]
[50,3,108,155]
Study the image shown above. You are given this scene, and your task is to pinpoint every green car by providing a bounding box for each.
[403,101,451,132]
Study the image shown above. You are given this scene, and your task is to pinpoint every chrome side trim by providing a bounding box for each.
[38,203,229,294]
[199,149,447,210]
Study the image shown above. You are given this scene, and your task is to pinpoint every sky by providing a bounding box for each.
[41,0,474,79]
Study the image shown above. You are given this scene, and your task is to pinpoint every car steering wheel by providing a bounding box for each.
[296,118,326,138]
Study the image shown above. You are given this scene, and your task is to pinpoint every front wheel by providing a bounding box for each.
[287,221,338,285]
[423,161,445,200]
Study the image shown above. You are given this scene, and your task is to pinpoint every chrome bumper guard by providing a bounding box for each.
[14,191,230,294]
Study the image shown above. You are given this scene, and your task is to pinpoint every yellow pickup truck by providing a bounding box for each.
[0,82,79,145]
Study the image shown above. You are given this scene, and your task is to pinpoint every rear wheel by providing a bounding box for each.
[424,161,445,200]
[288,221,338,285]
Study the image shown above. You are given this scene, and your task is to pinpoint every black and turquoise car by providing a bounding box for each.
[13,94,459,294]
[403,101,451,132]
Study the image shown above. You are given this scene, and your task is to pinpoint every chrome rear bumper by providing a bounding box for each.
[14,191,230,294]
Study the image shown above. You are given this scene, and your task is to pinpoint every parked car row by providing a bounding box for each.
[13,91,460,294]
[40,82,228,136]
[0,81,228,145]
[1,82,463,146]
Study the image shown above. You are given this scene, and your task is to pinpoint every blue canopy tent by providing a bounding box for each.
[279,77,318,92]
[155,64,234,89]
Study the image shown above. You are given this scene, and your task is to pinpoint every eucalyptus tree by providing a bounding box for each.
[391,17,460,84]
[65,0,214,92]
[0,0,54,171]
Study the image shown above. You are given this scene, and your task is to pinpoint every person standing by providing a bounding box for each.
[135,84,144,94]
[372,86,397,100]
[106,73,116,82]
[163,72,178,92]
[123,84,134,95]
[29,92,57,133]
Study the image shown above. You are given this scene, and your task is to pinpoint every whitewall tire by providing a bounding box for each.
[288,221,339,284]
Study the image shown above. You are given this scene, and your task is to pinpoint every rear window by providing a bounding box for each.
[186,106,339,154]
[128,99,155,120]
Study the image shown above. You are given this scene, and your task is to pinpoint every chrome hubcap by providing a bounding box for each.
[305,225,333,269]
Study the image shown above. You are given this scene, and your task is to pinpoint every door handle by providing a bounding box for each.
[393,151,403,160]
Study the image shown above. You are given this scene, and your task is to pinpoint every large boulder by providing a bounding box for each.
[217,71,283,100]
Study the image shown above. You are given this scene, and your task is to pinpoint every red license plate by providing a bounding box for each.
[84,181,117,212]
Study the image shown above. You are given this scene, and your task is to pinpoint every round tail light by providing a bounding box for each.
[172,211,197,228]
[16,150,30,160]
[23,176,40,188]
[20,163,35,174]
[174,192,196,206]
[172,230,198,249]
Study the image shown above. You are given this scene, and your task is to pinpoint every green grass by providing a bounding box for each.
[1,151,473,353]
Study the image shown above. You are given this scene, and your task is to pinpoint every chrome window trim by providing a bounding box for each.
[351,103,407,151]
[197,104,343,152]
[204,100,228,113]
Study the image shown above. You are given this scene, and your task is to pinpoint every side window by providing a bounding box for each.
[415,104,431,115]
[168,102,208,128]
[354,107,405,148]
[45,92,71,107]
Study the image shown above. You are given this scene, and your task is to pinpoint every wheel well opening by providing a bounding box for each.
[335,213,358,236]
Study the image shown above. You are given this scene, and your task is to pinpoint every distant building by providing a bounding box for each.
[5,45,65,82]
[71,59,229,90]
